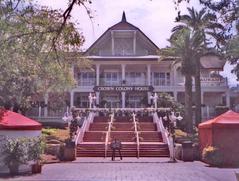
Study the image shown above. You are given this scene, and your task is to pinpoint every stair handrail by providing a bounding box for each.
[75,112,95,145]
[132,112,140,158]
[104,112,114,158]
[153,112,174,161]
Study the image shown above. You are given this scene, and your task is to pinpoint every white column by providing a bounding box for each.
[201,91,204,104]
[121,64,126,82]
[96,64,100,86]
[148,92,151,105]
[206,106,210,119]
[173,91,177,101]
[133,31,136,55]
[44,93,49,117]
[96,92,100,105]
[111,31,115,55]
[147,64,151,86]
[226,90,230,107]
[38,106,41,118]
[173,65,177,86]
[122,92,126,108]
[70,91,74,108]
[147,65,152,106]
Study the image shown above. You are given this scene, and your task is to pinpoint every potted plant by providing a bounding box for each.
[28,137,45,174]
[63,138,76,161]
[202,146,223,167]
[1,137,29,175]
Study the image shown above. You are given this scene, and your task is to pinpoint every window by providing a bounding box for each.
[126,72,145,85]
[78,72,95,86]
[153,72,170,86]
[128,95,142,108]
[104,72,119,86]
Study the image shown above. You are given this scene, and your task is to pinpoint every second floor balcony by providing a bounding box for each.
[76,71,228,88]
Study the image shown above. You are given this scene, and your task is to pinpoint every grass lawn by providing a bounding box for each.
[42,127,69,142]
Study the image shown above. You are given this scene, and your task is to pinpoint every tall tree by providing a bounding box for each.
[159,28,204,133]
[225,23,239,80]
[172,7,224,125]
[0,0,88,114]
[174,0,239,80]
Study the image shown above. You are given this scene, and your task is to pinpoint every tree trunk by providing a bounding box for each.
[184,74,193,133]
[195,58,202,126]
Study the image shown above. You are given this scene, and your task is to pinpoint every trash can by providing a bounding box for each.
[181,141,193,161]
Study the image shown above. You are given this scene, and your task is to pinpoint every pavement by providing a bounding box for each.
[1,158,239,181]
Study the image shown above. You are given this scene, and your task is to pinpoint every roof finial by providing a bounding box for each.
[121,11,126,22]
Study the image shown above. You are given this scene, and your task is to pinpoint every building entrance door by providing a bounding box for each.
[101,93,120,108]
[127,93,147,108]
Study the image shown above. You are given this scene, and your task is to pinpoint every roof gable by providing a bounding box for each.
[85,12,158,57]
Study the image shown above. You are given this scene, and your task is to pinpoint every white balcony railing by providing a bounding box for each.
[78,79,95,86]
[77,76,228,87]
[126,78,147,86]
[200,77,227,87]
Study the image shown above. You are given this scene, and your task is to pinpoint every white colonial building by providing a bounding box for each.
[69,12,230,119]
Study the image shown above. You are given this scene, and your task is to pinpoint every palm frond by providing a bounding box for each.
[171,24,187,33]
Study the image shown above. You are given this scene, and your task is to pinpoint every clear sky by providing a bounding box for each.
[36,0,238,87]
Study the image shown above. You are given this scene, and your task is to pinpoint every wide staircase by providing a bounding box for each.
[77,115,169,157]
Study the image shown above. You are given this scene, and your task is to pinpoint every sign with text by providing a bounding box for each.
[94,86,154,92]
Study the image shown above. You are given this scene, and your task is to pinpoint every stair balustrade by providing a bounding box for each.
[153,113,174,161]
[132,112,140,158]
[104,112,114,158]
[75,112,95,145]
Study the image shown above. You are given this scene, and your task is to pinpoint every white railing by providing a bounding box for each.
[104,113,114,158]
[153,113,174,160]
[125,78,147,86]
[75,112,95,145]
[132,112,140,158]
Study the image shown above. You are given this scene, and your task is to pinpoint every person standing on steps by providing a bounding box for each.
[110,138,122,161]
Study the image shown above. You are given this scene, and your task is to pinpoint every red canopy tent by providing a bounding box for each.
[199,110,239,165]
[0,109,42,130]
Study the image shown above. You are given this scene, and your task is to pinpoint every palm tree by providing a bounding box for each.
[159,28,204,133]
[172,7,224,126]
[226,31,239,81]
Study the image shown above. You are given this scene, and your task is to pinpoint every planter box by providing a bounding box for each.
[181,141,194,162]
[63,147,76,161]
[32,164,42,174]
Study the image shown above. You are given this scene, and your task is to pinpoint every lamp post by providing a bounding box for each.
[62,110,73,127]
[88,92,97,109]
[164,111,183,162]
[150,92,158,109]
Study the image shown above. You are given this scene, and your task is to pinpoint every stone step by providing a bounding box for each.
[93,116,153,123]
[77,142,169,157]
[89,122,157,131]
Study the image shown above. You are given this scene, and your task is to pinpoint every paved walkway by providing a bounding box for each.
[1,158,239,181]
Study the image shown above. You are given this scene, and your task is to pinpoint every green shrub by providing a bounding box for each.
[42,128,57,136]
[28,137,45,162]
[202,146,223,166]
[1,137,45,175]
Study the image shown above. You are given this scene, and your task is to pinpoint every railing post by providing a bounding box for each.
[153,112,175,162]
[132,112,140,158]
[104,112,114,158]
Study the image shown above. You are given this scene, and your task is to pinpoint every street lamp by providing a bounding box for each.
[62,111,72,125]
[150,92,158,109]
[88,92,97,109]
[163,111,183,162]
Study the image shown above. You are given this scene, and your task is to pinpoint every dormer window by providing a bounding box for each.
[114,37,133,56]
[112,30,135,56]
